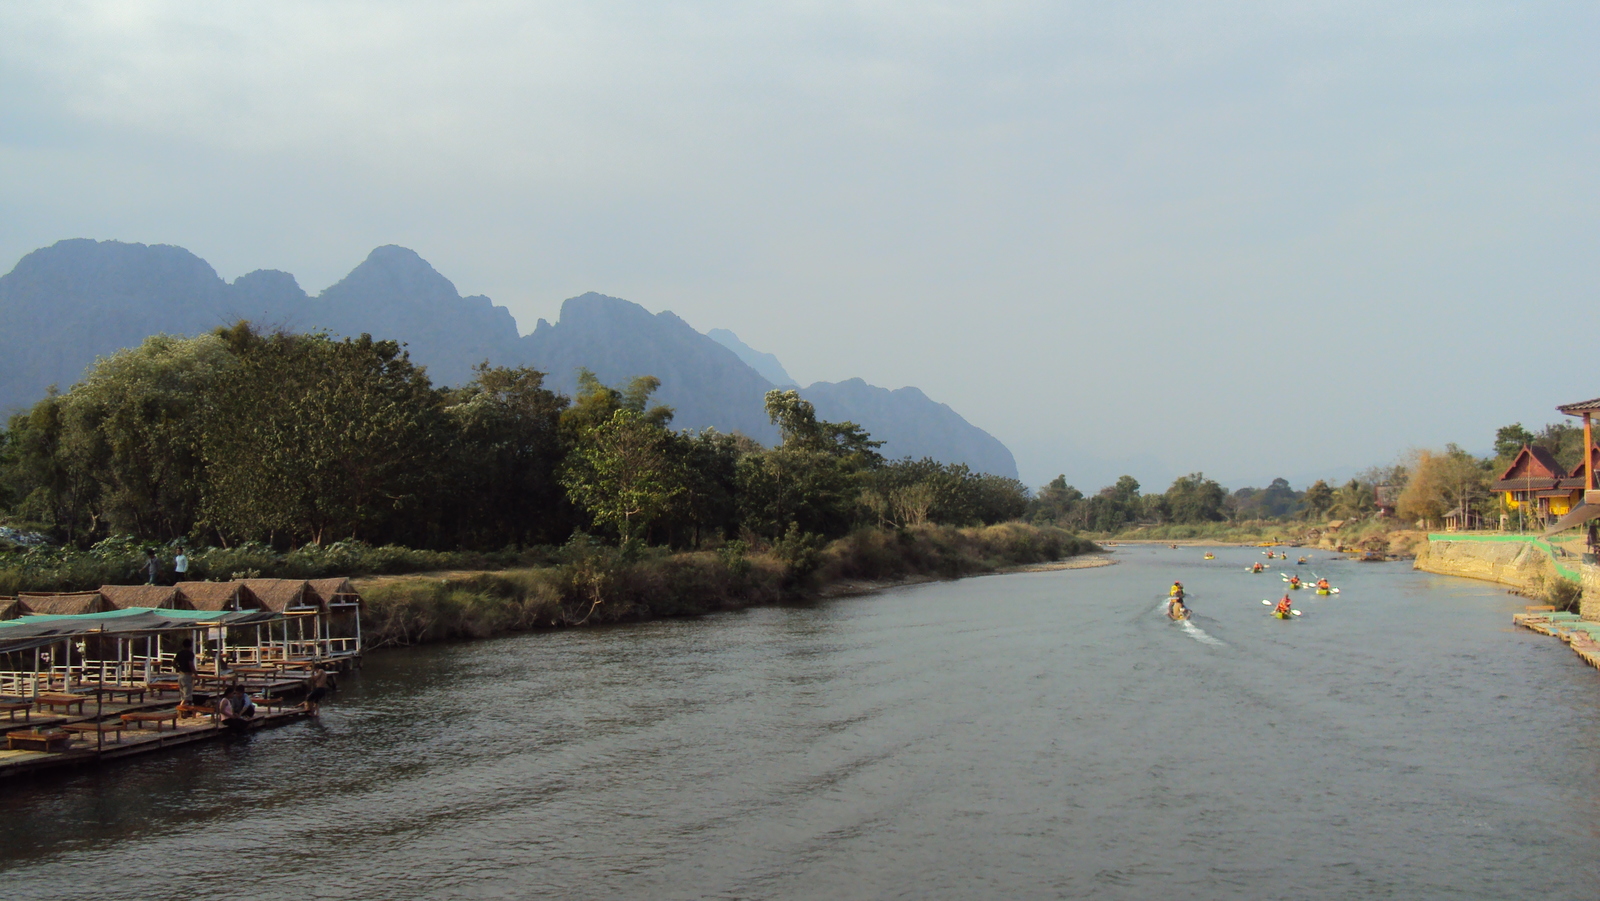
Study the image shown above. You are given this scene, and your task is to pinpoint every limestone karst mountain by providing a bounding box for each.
[0,239,1018,478]
[705,328,798,387]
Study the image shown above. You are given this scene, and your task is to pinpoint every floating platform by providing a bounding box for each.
[1512,608,1600,671]
[0,704,309,780]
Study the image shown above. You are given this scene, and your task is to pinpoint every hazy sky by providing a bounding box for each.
[2,2,1595,490]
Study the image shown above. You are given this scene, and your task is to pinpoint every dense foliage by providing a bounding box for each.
[0,327,1033,558]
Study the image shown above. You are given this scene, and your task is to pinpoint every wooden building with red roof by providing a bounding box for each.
[1493,444,1574,523]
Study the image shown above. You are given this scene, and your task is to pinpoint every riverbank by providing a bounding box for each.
[355,523,1100,648]
[1414,533,1587,613]
[1101,520,1427,559]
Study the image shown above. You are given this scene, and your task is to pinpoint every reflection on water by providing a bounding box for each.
[3,548,1600,899]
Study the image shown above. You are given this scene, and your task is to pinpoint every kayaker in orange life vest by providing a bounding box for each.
[1288,575,1302,589]
[1316,578,1330,591]
[1275,595,1293,616]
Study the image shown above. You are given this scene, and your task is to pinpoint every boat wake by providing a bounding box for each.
[1155,601,1225,646]
[1180,619,1224,646]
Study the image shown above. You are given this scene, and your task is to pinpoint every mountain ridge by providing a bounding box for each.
[0,239,1018,478]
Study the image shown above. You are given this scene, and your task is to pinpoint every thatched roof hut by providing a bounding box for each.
[0,599,22,620]
[306,577,363,609]
[176,581,255,612]
[98,584,181,609]
[238,579,312,612]
[17,591,108,615]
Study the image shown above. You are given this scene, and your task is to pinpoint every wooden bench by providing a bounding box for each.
[7,730,70,752]
[34,694,87,714]
[61,721,126,743]
[121,710,181,732]
[0,700,31,722]
[147,680,183,698]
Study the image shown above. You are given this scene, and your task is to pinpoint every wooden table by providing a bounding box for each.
[7,730,70,752]
[147,680,183,698]
[121,710,181,732]
[33,694,87,714]
[78,684,148,704]
[0,700,31,722]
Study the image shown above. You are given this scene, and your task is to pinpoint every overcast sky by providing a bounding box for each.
[2,2,1595,490]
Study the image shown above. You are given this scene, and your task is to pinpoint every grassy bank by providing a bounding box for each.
[357,523,1097,648]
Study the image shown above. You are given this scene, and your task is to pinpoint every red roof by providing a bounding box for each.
[1497,444,1566,482]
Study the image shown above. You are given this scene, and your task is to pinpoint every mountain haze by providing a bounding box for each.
[0,239,1019,478]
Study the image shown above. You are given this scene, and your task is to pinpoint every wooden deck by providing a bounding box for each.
[1512,608,1600,671]
[0,705,310,779]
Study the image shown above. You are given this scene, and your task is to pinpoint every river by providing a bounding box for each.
[3,547,1600,899]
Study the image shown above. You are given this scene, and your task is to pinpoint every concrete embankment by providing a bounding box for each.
[1412,535,1567,594]
[1415,533,1600,617]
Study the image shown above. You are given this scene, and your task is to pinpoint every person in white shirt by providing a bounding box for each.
[173,546,189,579]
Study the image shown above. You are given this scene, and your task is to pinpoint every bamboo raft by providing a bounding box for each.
[1512,607,1600,671]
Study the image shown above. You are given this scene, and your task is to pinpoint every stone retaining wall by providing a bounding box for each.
[1412,538,1552,592]
[1414,535,1600,620]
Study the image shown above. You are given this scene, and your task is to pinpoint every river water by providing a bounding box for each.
[4,547,1600,900]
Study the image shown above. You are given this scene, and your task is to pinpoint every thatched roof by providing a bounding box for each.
[238,579,311,612]
[98,584,180,609]
[306,577,363,608]
[0,599,21,620]
[17,592,107,615]
[176,581,255,612]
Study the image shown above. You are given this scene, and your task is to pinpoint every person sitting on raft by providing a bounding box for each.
[1316,578,1330,591]
[1170,596,1190,618]
[1275,595,1293,616]
[1288,575,1302,588]
[1251,562,1264,573]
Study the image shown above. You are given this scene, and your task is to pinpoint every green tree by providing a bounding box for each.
[201,327,448,546]
[443,364,570,547]
[560,408,685,545]
[1029,474,1085,526]
[1163,472,1227,523]
[1494,423,1535,461]
[738,391,883,540]
[1301,480,1334,520]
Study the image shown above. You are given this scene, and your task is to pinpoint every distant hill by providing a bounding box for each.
[524,294,782,443]
[0,240,524,403]
[0,239,1018,478]
[705,329,798,387]
[801,378,1018,480]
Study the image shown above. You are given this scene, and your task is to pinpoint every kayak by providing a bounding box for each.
[1169,609,1190,621]
[1203,553,1215,560]
[1273,610,1292,619]
[1315,588,1331,595]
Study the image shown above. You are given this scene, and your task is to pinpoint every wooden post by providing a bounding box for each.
[96,653,105,753]
[1586,412,1593,491]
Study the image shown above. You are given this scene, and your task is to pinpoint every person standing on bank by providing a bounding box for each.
[173,546,189,583]
[144,548,160,585]
[174,638,197,705]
